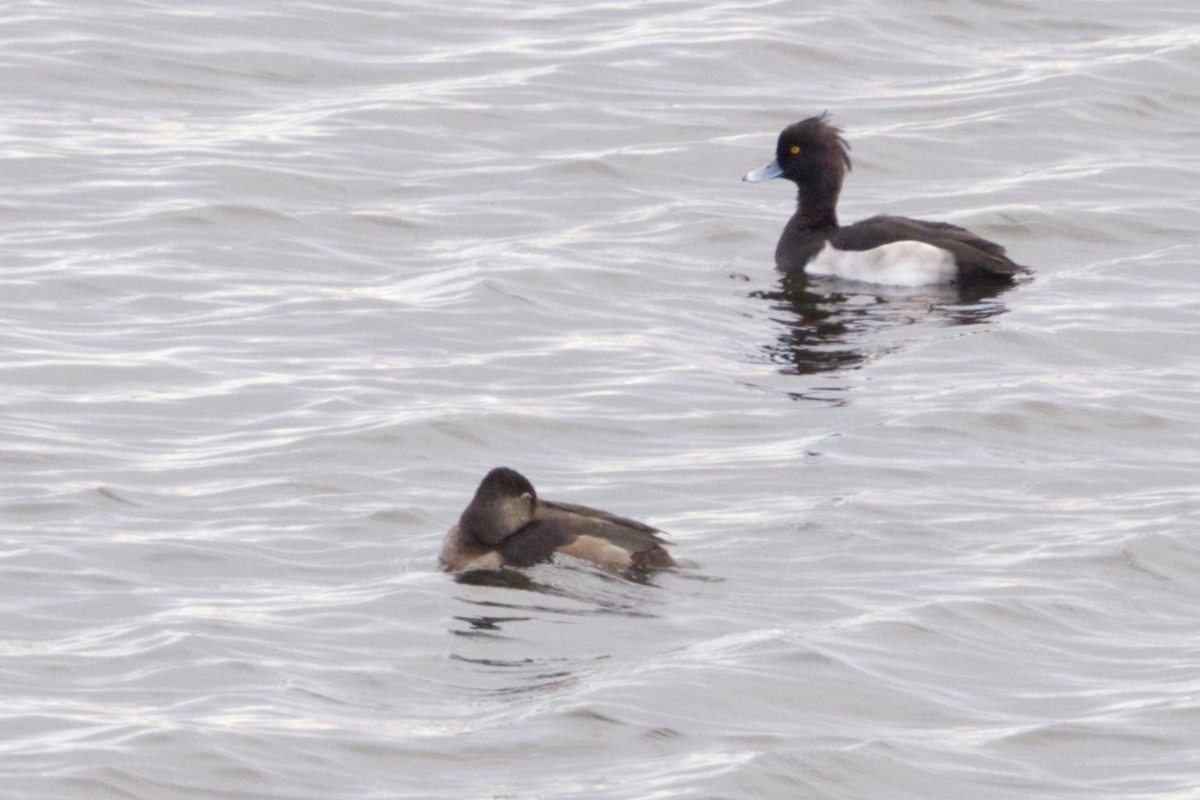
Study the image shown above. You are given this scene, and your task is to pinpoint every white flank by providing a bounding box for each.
[807,240,958,286]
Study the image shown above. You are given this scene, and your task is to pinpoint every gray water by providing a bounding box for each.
[3,1,1200,798]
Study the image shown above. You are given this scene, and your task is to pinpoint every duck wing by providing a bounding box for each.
[834,215,1026,279]
[496,500,674,568]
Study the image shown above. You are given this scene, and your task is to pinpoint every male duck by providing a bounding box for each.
[744,114,1027,286]
[439,467,677,572]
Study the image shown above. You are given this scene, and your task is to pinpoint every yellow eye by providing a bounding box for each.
[790,145,801,155]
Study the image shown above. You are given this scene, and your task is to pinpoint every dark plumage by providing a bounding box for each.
[743,114,1028,286]
[439,467,677,572]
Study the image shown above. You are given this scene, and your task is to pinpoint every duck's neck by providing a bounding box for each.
[796,176,841,231]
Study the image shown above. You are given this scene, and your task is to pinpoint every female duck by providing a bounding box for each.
[439,467,677,572]
[744,114,1027,286]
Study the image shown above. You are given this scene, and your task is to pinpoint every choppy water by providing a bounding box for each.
[3,1,1200,798]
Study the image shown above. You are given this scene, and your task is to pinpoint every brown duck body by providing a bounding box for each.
[439,467,677,572]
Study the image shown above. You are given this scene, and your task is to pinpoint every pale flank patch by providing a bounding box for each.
[439,526,507,572]
[441,548,505,572]
[807,240,957,286]
[556,535,635,568]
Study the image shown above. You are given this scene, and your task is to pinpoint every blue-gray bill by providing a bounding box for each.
[742,158,783,182]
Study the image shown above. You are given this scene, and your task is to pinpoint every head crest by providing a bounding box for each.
[783,112,852,171]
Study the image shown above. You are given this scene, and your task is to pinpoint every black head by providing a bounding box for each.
[459,467,538,545]
[744,113,853,229]
[744,113,852,183]
[772,113,852,184]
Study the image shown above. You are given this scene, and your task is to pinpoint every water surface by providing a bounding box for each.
[3,1,1199,798]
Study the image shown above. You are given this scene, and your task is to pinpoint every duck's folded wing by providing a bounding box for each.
[835,215,1025,277]
[543,500,665,533]
[496,501,674,568]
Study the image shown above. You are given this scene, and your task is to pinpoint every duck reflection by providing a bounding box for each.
[452,562,663,592]
[448,564,660,636]
[754,271,1020,387]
